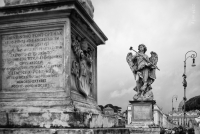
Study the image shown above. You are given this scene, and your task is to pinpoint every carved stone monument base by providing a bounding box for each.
[0,110,117,128]
[126,121,154,128]
[126,100,156,128]
[0,0,109,129]
[0,128,130,134]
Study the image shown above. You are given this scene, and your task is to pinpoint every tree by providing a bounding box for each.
[104,104,122,113]
[185,95,200,111]
[113,106,122,113]
[104,104,114,108]
[98,105,104,112]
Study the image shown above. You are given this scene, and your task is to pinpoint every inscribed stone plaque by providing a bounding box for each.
[133,105,150,120]
[2,30,64,91]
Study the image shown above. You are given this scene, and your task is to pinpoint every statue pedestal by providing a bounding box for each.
[126,100,156,128]
[0,0,110,129]
[126,100,160,134]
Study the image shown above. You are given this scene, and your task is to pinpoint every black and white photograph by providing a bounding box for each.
[0,0,199,134]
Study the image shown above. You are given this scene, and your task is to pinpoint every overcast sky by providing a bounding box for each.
[92,0,200,113]
[0,0,200,114]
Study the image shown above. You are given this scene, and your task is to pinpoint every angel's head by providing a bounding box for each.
[150,51,158,58]
[138,44,147,53]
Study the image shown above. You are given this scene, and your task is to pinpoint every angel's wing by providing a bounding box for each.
[149,51,158,65]
[149,51,158,80]
[126,52,137,79]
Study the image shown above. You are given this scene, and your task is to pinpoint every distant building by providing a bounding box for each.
[168,100,199,128]
[103,106,114,115]
[195,116,200,127]
[154,104,175,128]
[117,112,126,127]
[127,104,132,124]
[163,114,172,128]
[154,104,163,127]
[102,106,126,127]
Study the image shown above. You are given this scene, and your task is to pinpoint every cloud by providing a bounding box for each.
[0,1,4,6]
[110,86,134,98]
[94,0,200,113]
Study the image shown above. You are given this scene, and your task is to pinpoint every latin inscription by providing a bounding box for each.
[133,105,150,120]
[2,30,64,90]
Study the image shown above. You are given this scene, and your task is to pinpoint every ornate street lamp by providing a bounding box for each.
[172,95,178,126]
[182,50,197,128]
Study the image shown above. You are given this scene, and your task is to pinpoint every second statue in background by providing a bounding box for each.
[127,44,159,101]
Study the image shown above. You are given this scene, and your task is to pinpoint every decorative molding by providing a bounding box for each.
[70,11,104,45]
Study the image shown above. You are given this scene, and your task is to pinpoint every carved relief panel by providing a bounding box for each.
[71,34,94,97]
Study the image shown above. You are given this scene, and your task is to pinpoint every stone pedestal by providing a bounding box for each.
[126,100,156,128]
[0,0,110,129]
[0,128,130,134]
[128,127,161,134]
[126,100,160,134]
[194,126,200,134]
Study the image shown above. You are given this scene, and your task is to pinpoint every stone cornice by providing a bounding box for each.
[0,0,107,45]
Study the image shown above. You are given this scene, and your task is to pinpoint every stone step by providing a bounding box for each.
[0,128,130,134]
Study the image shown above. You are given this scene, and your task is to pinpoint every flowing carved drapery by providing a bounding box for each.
[71,34,93,97]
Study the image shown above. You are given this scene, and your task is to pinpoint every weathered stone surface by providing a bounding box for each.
[0,128,94,134]
[90,114,117,128]
[129,128,160,134]
[0,112,7,126]
[71,35,93,97]
[0,128,161,134]
[0,128,130,134]
[2,30,64,91]
[0,111,116,128]
[78,0,94,18]
[130,101,155,121]
[4,0,94,18]
[194,126,200,134]
[127,100,156,128]
[134,105,151,120]
[0,0,108,130]
[126,121,153,129]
